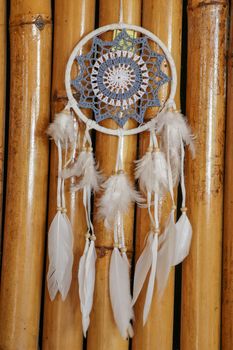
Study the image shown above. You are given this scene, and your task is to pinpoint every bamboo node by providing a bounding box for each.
[35,15,45,31]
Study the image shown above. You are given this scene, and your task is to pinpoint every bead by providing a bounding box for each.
[121,247,127,253]
[181,207,188,212]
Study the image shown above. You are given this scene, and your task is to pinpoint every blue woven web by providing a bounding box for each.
[71,29,171,127]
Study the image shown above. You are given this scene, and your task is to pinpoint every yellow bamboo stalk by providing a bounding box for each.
[222,2,233,349]
[0,0,6,246]
[181,1,228,349]
[42,1,96,349]
[87,1,141,349]
[132,1,182,349]
[0,1,52,349]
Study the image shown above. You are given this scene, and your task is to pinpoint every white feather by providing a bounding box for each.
[156,211,176,299]
[78,240,97,337]
[61,150,87,179]
[47,110,75,147]
[47,211,73,301]
[132,233,153,305]
[152,151,169,194]
[98,173,142,229]
[72,151,103,192]
[135,151,154,193]
[173,213,192,266]
[156,110,195,157]
[143,233,158,325]
[109,248,134,339]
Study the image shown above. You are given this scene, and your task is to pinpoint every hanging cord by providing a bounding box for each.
[115,133,127,253]
[57,140,63,211]
[82,126,95,241]
[166,125,176,211]
[119,0,124,23]
[146,130,156,229]
[179,132,187,211]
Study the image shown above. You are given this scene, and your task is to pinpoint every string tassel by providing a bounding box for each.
[133,132,164,323]
[46,109,75,301]
[109,212,134,339]
[172,134,192,266]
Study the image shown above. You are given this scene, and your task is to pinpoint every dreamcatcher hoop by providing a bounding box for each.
[65,23,177,136]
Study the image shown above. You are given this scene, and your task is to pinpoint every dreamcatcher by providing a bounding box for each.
[46,4,194,339]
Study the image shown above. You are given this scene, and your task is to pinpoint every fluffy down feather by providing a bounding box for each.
[72,151,103,192]
[98,173,142,229]
[47,110,75,147]
[135,151,154,193]
[62,150,103,192]
[156,110,195,157]
[152,151,169,195]
[61,150,87,179]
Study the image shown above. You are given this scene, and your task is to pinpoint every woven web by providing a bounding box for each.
[71,29,171,127]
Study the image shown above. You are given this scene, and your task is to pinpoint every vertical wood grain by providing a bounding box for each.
[132,1,182,349]
[222,2,233,349]
[181,1,228,349]
[42,1,96,349]
[87,1,141,349]
[0,0,52,349]
[0,0,6,248]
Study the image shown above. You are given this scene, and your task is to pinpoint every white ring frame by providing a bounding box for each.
[65,23,177,136]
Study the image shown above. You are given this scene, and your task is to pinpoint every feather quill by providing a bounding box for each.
[47,211,73,301]
[109,247,134,339]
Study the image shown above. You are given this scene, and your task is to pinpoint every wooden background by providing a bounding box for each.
[0,0,232,349]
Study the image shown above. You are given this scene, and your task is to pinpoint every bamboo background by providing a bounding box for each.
[0,0,232,349]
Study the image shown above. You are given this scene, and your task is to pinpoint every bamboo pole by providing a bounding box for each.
[87,1,141,349]
[181,1,228,349]
[132,1,182,349]
[222,3,233,349]
[42,1,96,350]
[0,0,6,248]
[0,1,52,349]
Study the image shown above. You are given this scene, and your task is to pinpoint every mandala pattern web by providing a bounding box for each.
[71,29,171,127]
